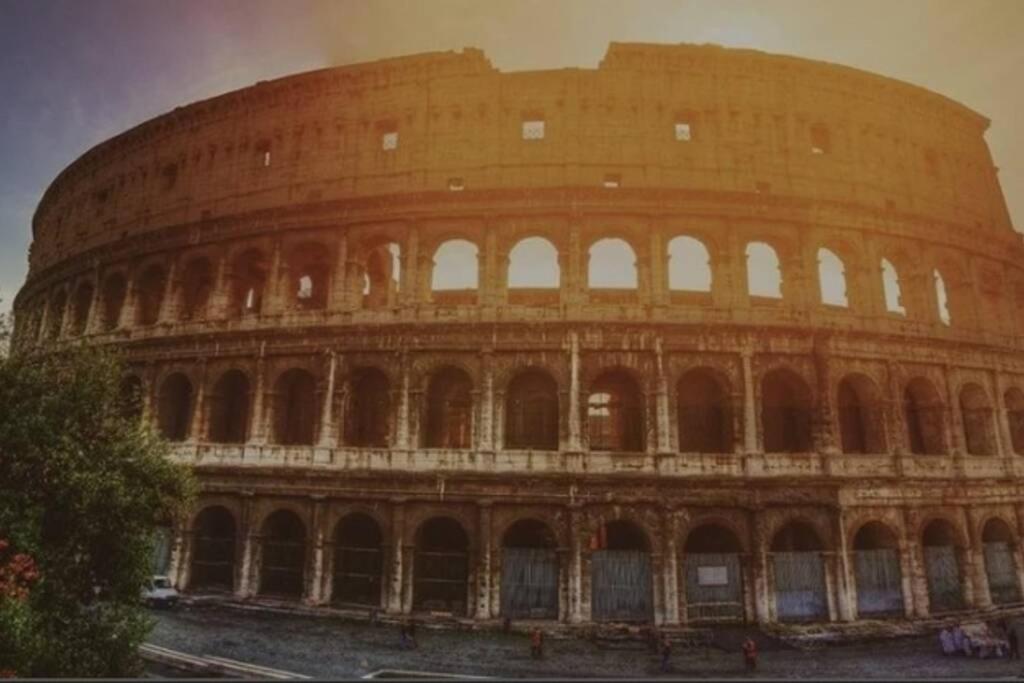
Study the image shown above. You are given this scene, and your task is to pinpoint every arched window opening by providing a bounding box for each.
[118,375,144,422]
[837,374,886,454]
[363,242,401,309]
[424,367,473,449]
[982,519,1020,605]
[259,510,306,598]
[934,269,951,326]
[852,522,903,617]
[333,513,383,606]
[667,236,712,293]
[157,373,192,442]
[588,370,643,452]
[684,524,744,622]
[431,239,479,298]
[817,248,848,307]
[179,258,214,321]
[273,369,318,446]
[501,519,558,619]
[960,383,996,456]
[904,378,946,455]
[229,248,268,317]
[344,368,391,447]
[190,506,236,592]
[922,519,964,612]
[770,522,827,622]
[761,369,813,453]
[208,370,250,444]
[508,237,560,291]
[745,242,782,299]
[135,265,167,326]
[809,123,831,155]
[100,273,126,330]
[881,259,906,315]
[591,520,652,622]
[287,243,331,310]
[47,290,67,339]
[1005,388,1024,456]
[505,370,559,450]
[588,238,638,290]
[413,517,469,615]
[677,369,732,453]
[71,282,94,335]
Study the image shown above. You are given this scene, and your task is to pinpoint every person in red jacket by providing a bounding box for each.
[742,637,758,673]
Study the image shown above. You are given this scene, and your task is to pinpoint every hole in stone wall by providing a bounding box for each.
[587,370,643,452]
[157,373,193,442]
[667,236,712,293]
[508,237,560,290]
[817,247,848,307]
[588,238,637,289]
[745,242,782,299]
[424,367,473,449]
[431,239,478,292]
[505,370,559,450]
[881,258,906,315]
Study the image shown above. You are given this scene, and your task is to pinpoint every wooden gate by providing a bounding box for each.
[685,552,744,622]
[984,541,1020,605]
[591,550,652,622]
[414,549,468,615]
[772,551,827,622]
[501,547,558,619]
[853,548,904,616]
[333,545,383,606]
[924,545,963,612]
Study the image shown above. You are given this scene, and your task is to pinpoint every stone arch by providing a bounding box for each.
[880,257,906,315]
[587,368,644,452]
[259,509,306,599]
[189,505,237,592]
[745,241,783,299]
[100,271,127,330]
[677,367,733,453]
[332,512,384,606]
[837,373,887,454]
[770,520,828,622]
[903,377,946,455]
[960,382,997,456]
[157,372,193,442]
[667,235,712,293]
[285,241,332,310]
[362,241,401,309]
[47,288,67,339]
[850,521,904,617]
[413,516,470,615]
[70,280,94,335]
[504,369,559,450]
[981,517,1021,605]
[588,237,638,289]
[228,247,269,317]
[508,236,560,289]
[761,367,813,453]
[921,518,965,613]
[590,519,654,622]
[431,238,479,293]
[499,518,559,619]
[817,247,848,307]
[178,256,215,321]
[344,367,392,447]
[683,522,745,622]
[272,368,318,446]
[134,263,167,326]
[1005,387,1024,455]
[207,369,251,444]
[423,366,474,449]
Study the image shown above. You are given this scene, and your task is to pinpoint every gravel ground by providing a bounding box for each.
[148,604,1024,679]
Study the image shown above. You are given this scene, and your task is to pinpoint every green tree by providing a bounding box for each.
[0,309,195,676]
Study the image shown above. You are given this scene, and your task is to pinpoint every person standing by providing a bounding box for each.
[531,628,544,659]
[659,633,672,673]
[742,637,758,673]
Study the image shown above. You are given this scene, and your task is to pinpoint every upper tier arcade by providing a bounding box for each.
[24,42,1018,278]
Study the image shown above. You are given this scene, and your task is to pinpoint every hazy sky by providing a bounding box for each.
[1,0,1021,313]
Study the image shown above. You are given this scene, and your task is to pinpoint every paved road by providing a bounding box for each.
[148,604,1024,679]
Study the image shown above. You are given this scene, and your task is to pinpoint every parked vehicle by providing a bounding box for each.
[142,575,179,608]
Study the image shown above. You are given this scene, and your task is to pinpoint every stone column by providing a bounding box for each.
[567,506,584,623]
[264,238,285,314]
[741,348,759,454]
[966,507,992,609]
[157,256,179,325]
[901,508,929,617]
[116,270,137,330]
[567,331,582,453]
[168,523,187,589]
[208,252,231,320]
[885,360,906,456]
[477,351,495,452]
[994,369,1016,458]
[249,350,268,446]
[236,494,256,597]
[832,510,856,621]
[84,271,104,335]
[307,498,327,604]
[188,359,208,443]
[386,500,406,614]
[649,225,668,307]
[317,350,338,449]
[661,508,681,625]
[476,503,493,619]
[813,336,839,456]
[395,352,412,450]
[749,509,771,623]
[945,365,966,458]
[401,223,420,308]
[655,338,673,454]
[565,222,584,306]
[480,219,499,307]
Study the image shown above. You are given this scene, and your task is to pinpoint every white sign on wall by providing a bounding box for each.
[697,565,729,586]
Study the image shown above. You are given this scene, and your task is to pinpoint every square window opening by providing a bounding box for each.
[381,131,398,151]
[675,122,692,141]
[522,119,545,140]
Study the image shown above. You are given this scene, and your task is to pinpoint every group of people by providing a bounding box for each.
[938,621,1017,659]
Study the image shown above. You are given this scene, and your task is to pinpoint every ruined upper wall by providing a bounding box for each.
[27,42,1014,275]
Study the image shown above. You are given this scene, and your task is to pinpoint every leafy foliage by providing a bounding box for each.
[0,309,195,676]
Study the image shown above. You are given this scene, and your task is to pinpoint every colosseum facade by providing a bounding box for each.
[13,42,1024,628]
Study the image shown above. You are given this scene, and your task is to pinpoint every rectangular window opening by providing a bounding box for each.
[381,131,398,151]
[675,122,692,142]
[522,119,545,141]
[603,173,621,189]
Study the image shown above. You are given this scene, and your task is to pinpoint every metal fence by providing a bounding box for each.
[591,550,653,622]
[772,551,827,622]
[333,546,383,605]
[684,552,744,622]
[413,550,468,615]
[853,548,904,616]
[191,534,235,590]
[500,547,559,619]
[923,545,964,612]
[983,541,1021,605]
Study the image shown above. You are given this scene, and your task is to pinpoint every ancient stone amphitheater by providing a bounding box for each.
[13,42,1024,628]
